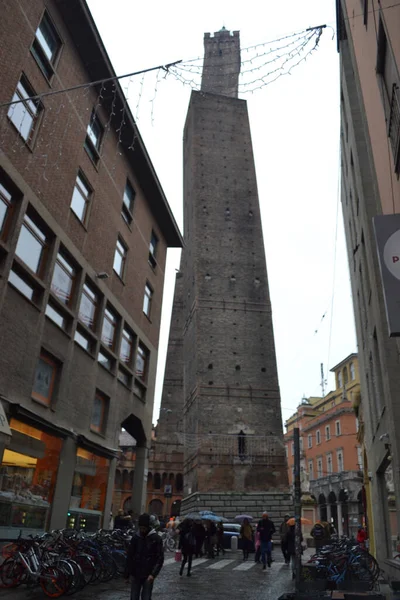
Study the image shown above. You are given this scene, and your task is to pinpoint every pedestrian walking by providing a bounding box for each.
[257,512,276,569]
[279,514,290,564]
[179,519,196,577]
[193,520,205,557]
[216,521,225,556]
[205,520,217,558]
[124,513,164,600]
[114,509,129,530]
[240,518,253,561]
[285,523,303,579]
[254,530,261,563]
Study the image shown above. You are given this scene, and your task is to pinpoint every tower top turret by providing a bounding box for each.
[201,29,241,98]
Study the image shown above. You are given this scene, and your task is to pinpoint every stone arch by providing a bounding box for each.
[154,473,161,490]
[115,469,121,489]
[123,496,132,512]
[148,499,163,516]
[176,473,183,492]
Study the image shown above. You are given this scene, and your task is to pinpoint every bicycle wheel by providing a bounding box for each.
[98,553,117,582]
[40,566,67,598]
[0,557,25,588]
[111,550,127,575]
[74,553,95,585]
[58,559,83,595]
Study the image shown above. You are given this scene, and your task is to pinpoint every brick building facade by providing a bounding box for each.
[159,29,291,520]
[0,0,181,537]
[285,354,365,539]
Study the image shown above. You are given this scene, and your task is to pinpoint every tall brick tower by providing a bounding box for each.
[158,28,290,519]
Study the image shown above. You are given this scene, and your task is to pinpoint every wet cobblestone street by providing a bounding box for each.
[1,554,295,600]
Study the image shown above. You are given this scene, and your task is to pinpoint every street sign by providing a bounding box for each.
[164,484,172,498]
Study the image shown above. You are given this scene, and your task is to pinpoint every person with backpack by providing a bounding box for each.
[124,513,164,600]
[310,520,329,550]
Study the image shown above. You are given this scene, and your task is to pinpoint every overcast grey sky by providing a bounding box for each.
[87,0,357,425]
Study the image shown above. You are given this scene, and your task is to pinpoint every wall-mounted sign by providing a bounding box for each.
[373,215,400,336]
[164,484,172,498]
[0,401,11,438]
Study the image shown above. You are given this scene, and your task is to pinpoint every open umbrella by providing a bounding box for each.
[201,513,228,522]
[286,517,312,526]
[235,514,253,523]
[183,512,202,520]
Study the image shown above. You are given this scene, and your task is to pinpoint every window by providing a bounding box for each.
[101,308,118,350]
[32,351,58,405]
[113,237,127,278]
[122,180,135,224]
[377,19,400,173]
[85,112,103,164]
[118,367,132,387]
[331,400,335,408]
[8,269,36,301]
[91,392,107,434]
[0,181,13,240]
[325,425,331,441]
[335,420,341,436]
[143,282,153,317]
[74,328,92,352]
[78,283,98,330]
[51,251,75,305]
[291,442,294,456]
[338,371,343,388]
[120,327,133,365]
[15,213,48,275]
[31,11,61,80]
[308,434,312,449]
[8,76,42,143]
[316,430,321,445]
[337,450,344,473]
[350,362,355,380]
[98,350,113,371]
[343,367,348,385]
[317,458,323,479]
[70,172,91,223]
[357,447,363,470]
[326,453,333,475]
[45,301,67,329]
[308,460,314,480]
[149,231,158,268]
[136,342,149,382]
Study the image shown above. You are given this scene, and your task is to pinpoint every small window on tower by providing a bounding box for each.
[238,430,246,460]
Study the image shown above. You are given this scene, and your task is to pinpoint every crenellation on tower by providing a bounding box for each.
[201,29,241,98]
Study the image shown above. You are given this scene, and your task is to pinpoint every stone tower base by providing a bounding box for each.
[181,491,293,522]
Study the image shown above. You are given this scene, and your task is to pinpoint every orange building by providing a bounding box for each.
[284,354,365,539]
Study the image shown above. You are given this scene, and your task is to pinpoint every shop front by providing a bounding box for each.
[67,447,109,532]
[0,419,61,537]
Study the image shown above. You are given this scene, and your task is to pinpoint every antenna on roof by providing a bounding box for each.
[320,363,327,398]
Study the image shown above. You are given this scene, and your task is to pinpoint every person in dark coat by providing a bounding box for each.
[257,512,276,569]
[205,520,217,558]
[285,523,303,579]
[179,519,196,577]
[216,521,225,556]
[279,514,291,564]
[124,513,164,600]
[193,520,205,557]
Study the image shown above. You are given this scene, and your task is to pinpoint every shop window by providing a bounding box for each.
[31,11,62,81]
[136,342,149,382]
[84,111,103,164]
[32,351,59,406]
[0,181,13,241]
[113,237,127,278]
[122,179,135,224]
[90,392,108,434]
[148,231,158,268]
[70,171,91,224]
[69,448,109,531]
[78,282,98,330]
[51,250,76,305]
[0,419,62,529]
[143,282,153,318]
[15,212,48,276]
[120,327,134,365]
[101,307,118,350]
[8,75,43,144]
